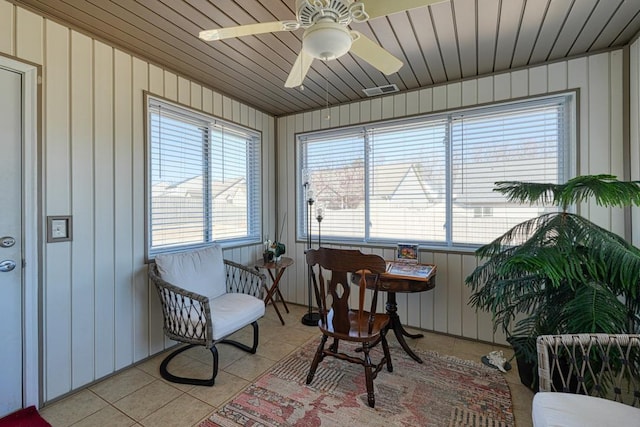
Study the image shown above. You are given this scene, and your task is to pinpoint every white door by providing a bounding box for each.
[0,66,24,417]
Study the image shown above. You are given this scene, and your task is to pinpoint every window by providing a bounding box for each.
[147,97,261,256]
[473,207,494,218]
[297,94,573,247]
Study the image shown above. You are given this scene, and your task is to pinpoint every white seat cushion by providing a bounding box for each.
[532,392,640,427]
[209,293,265,340]
[155,245,227,300]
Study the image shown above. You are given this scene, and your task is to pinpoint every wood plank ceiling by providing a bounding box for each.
[11,0,640,116]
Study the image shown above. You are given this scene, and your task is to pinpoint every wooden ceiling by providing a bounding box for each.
[12,0,640,116]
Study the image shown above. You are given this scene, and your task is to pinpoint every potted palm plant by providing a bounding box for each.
[466,175,640,389]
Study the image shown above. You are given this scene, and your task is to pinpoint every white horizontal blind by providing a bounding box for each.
[450,99,567,244]
[149,103,208,250]
[298,129,365,240]
[147,98,261,256]
[297,94,570,247]
[368,119,448,242]
[209,125,261,241]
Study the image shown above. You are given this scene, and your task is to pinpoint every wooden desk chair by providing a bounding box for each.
[305,248,392,408]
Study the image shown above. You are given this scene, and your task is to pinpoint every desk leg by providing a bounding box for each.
[386,292,423,363]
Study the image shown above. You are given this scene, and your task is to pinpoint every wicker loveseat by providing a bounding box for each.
[532,334,640,426]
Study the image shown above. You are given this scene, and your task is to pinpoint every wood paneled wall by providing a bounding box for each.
[0,1,276,403]
[276,50,627,346]
[630,37,640,247]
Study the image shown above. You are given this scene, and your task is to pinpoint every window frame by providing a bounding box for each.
[296,93,576,250]
[145,95,262,259]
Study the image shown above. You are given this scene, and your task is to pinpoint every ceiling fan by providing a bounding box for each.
[199,0,444,88]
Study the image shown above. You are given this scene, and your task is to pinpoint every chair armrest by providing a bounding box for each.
[149,264,213,347]
[224,259,266,299]
[536,334,640,406]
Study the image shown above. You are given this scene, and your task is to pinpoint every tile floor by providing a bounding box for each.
[39,304,534,426]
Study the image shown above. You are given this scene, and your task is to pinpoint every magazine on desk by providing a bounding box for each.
[385,261,435,281]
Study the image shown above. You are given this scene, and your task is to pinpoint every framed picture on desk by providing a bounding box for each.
[396,243,418,263]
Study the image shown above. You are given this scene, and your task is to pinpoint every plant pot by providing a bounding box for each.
[508,336,538,391]
[508,336,578,392]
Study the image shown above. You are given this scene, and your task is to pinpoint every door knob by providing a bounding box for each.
[0,260,16,272]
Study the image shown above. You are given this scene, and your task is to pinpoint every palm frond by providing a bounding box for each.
[493,181,558,206]
[561,282,628,333]
[559,175,640,209]
[494,175,640,211]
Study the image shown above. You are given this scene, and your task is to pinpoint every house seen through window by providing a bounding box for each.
[297,94,573,247]
[146,97,261,257]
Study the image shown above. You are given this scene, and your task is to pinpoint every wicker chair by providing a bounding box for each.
[149,245,266,386]
[532,334,640,426]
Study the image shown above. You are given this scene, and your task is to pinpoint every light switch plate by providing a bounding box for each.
[51,219,67,238]
[47,216,72,242]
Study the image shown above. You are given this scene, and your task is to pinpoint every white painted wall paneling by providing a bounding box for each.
[93,40,117,377]
[0,1,14,55]
[70,30,95,389]
[44,18,72,401]
[631,38,640,247]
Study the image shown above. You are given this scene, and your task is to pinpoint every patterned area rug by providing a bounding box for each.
[201,339,514,427]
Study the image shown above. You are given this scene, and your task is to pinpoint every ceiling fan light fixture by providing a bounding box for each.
[302,22,352,61]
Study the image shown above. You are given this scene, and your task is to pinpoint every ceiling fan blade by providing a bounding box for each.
[364,0,447,20]
[285,51,314,88]
[349,31,403,75]
[199,21,296,41]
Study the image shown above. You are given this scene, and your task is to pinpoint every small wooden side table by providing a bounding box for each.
[254,256,293,325]
[353,263,437,363]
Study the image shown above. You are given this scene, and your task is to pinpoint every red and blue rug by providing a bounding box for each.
[201,339,514,426]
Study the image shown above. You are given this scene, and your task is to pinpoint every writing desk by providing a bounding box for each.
[255,257,293,325]
[355,262,437,363]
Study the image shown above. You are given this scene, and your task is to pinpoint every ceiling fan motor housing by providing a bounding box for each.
[297,0,369,60]
[296,0,368,27]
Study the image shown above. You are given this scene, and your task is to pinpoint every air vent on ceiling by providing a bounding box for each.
[362,84,399,97]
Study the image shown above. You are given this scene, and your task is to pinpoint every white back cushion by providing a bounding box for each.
[155,245,227,300]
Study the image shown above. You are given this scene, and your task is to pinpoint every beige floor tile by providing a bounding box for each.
[167,358,217,383]
[40,307,536,427]
[40,390,108,427]
[113,380,183,421]
[89,368,156,403]
[135,354,166,379]
[412,331,456,354]
[263,325,316,347]
[514,408,534,427]
[186,371,249,407]
[256,337,298,361]
[225,324,254,342]
[452,338,495,359]
[70,405,136,427]
[223,353,276,382]
[139,394,213,427]
[180,345,215,364]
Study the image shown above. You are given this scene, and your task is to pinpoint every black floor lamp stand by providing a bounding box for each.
[301,185,321,327]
